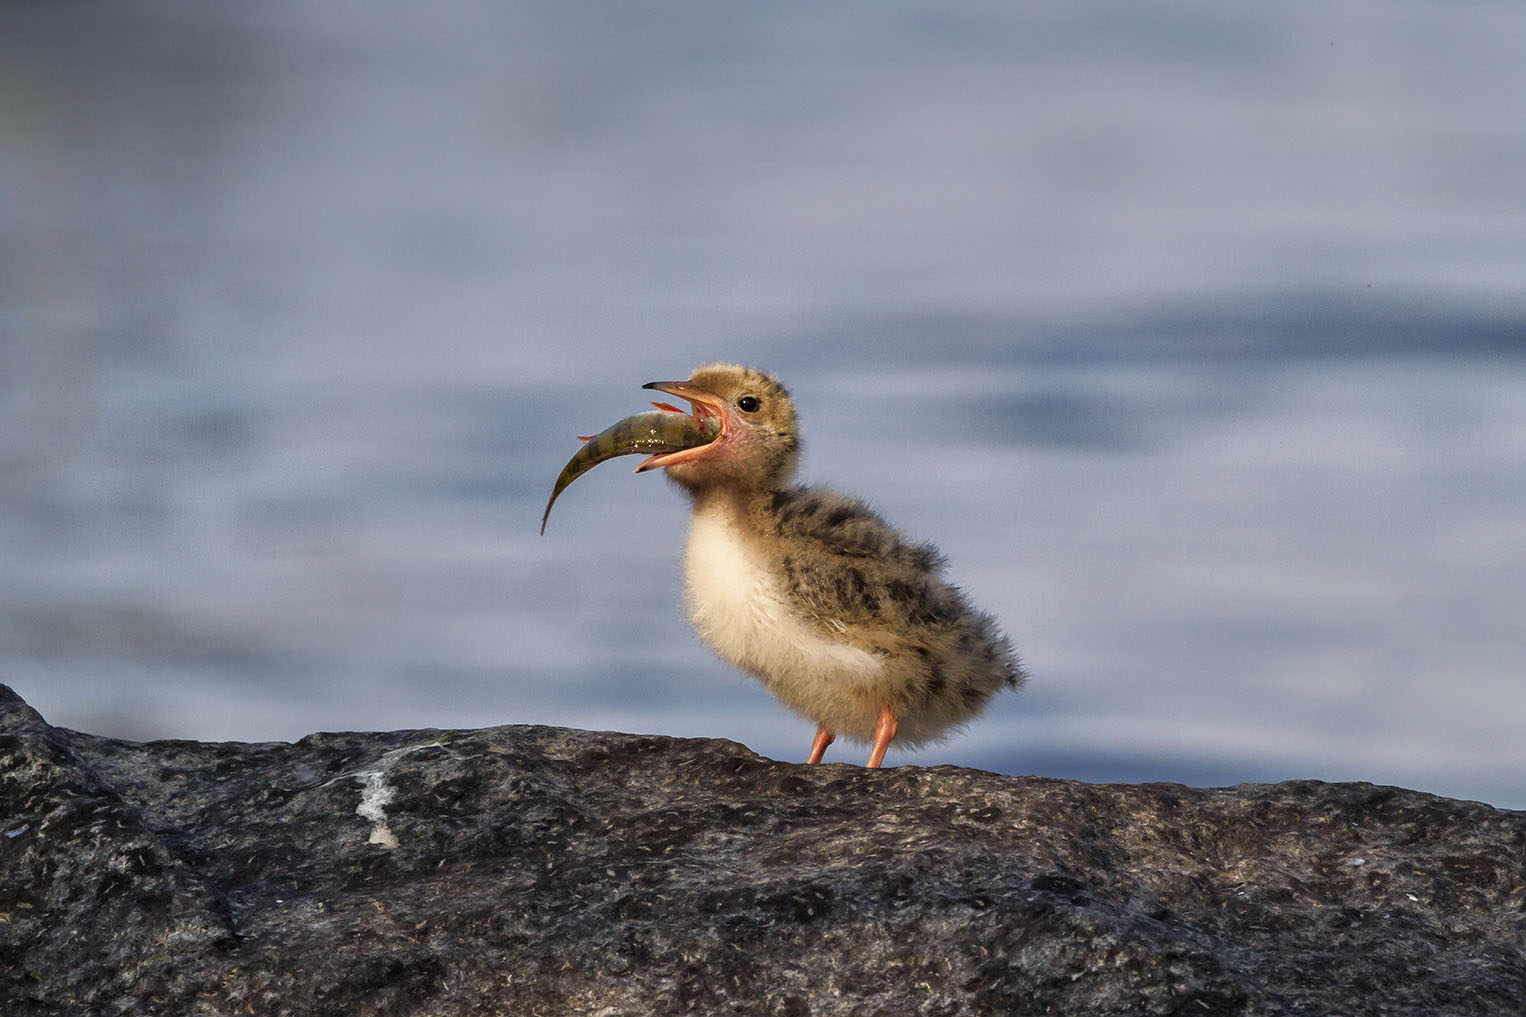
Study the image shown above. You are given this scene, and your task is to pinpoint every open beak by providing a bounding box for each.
[637,379,728,472]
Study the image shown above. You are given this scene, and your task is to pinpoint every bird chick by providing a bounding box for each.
[641,363,1023,767]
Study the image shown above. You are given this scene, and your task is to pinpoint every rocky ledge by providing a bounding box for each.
[2,683,1523,1016]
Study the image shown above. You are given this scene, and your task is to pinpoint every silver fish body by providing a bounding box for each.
[540,410,720,533]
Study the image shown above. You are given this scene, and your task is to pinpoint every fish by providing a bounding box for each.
[540,405,721,534]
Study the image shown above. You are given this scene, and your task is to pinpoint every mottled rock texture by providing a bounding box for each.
[1,683,1523,1016]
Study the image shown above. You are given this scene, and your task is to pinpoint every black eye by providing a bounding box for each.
[737,395,761,413]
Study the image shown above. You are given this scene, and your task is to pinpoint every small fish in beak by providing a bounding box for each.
[540,403,721,534]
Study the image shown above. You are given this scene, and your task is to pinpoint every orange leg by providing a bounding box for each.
[806,725,835,764]
[865,706,898,768]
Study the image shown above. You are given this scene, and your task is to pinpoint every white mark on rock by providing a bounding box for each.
[336,739,449,849]
[355,770,399,848]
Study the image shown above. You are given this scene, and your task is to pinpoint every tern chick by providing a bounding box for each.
[639,363,1023,767]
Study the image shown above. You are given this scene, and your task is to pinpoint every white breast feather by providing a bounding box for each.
[683,504,884,736]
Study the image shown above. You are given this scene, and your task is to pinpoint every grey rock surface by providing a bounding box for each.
[1,683,1523,1016]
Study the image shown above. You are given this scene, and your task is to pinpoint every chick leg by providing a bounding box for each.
[806,725,835,764]
[865,706,899,768]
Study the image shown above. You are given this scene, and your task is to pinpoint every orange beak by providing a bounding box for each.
[636,379,729,472]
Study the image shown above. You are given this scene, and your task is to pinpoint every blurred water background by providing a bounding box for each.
[3,2,1524,807]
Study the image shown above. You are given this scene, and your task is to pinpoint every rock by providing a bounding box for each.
[1,683,1522,1016]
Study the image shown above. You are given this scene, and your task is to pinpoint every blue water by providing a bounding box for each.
[4,2,1524,808]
